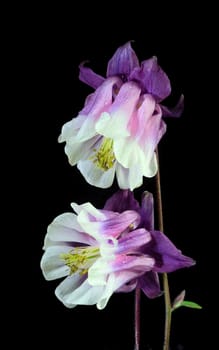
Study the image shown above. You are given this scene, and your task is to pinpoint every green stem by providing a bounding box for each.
[155,150,172,350]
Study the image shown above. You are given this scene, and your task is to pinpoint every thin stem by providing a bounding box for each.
[134,287,141,350]
[155,150,172,350]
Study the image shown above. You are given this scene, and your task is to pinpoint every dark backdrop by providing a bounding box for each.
[16,5,214,350]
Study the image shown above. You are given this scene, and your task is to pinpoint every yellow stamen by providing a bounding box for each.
[91,138,116,171]
[60,246,100,275]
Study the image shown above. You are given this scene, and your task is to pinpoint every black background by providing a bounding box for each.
[14,4,215,350]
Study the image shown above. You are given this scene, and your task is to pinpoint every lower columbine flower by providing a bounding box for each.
[59,42,183,190]
[41,191,194,308]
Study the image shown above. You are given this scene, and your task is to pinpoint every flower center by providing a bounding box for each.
[92,138,116,171]
[60,246,100,275]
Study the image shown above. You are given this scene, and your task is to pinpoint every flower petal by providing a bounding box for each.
[116,279,137,292]
[89,255,155,287]
[40,246,71,280]
[148,231,196,272]
[140,191,154,231]
[77,159,116,188]
[46,213,96,246]
[114,137,158,180]
[64,137,98,166]
[115,228,151,254]
[56,275,105,308]
[107,41,139,78]
[161,94,184,118]
[79,62,105,89]
[129,57,171,102]
[79,76,122,119]
[116,163,144,190]
[138,271,161,298]
[77,208,140,239]
[103,189,140,213]
[95,82,141,138]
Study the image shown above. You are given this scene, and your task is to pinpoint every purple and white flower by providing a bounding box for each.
[59,42,183,190]
[104,190,194,298]
[41,191,194,308]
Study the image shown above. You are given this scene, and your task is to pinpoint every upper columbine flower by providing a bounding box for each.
[59,42,184,190]
[41,191,194,308]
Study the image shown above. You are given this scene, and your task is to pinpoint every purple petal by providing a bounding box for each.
[104,190,140,213]
[140,191,154,231]
[138,271,161,298]
[116,228,151,254]
[161,94,184,118]
[107,41,139,79]
[129,57,171,102]
[100,210,141,238]
[147,230,195,273]
[79,62,105,89]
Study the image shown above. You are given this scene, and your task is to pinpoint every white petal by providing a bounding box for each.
[77,159,116,188]
[58,115,87,143]
[88,258,109,286]
[114,138,158,178]
[116,164,143,190]
[64,137,99,166]
[74,116,97,142]
[47,213,96,245]
[71,202,105,220]
[55,275,105,308]
[55,273,86,308]
[95,112,130,138]
[40,246,70,280]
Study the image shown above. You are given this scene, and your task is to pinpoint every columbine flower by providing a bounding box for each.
[41,191,194,308]
[59,42,184,190]
[103,190,195,298]
[40,201,155,309]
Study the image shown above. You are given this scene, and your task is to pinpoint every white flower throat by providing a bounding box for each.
[91,137,115,171]
[60,246,100,275]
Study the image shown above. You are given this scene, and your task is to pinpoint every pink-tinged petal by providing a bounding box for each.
[115,228,151,254]
[97,266,154,309]
[100,210,140,237]
[140,191,154,231]
[77,159,116,188]
[95,82,141,138]
[40,246,71,281]
[104,189,140,213]
[111,254,155,273]
[128,94,156,140]
[116,163,144,190]
[79,76,122,117]
[46,213,96,246]
[161,94,184,118]
[88,255,154,291]
[148,231,196,273]
[129,57,171,102]
[107,41,139,78]
[138,271,161,298]
[79,62,105,89]
[131,96,166,150]
[78,208,140,239]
